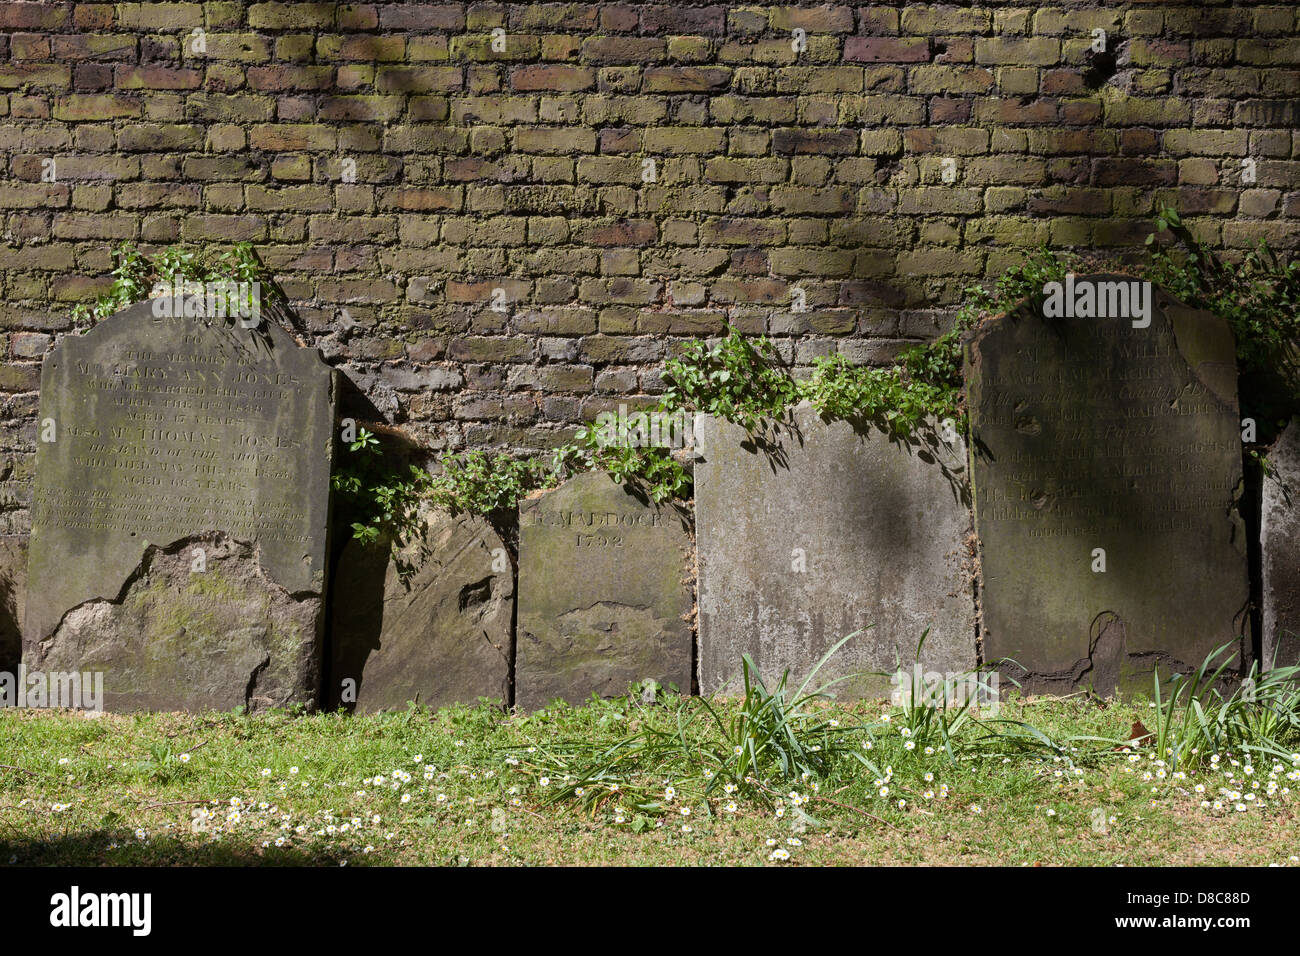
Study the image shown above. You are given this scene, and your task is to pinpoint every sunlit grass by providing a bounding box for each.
[2,680,1298,866]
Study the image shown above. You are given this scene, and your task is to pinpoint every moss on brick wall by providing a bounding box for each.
[0,1,1297,532]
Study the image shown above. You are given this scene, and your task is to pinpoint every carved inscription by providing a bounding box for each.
[515,471,692,710]
[32,321,312,546]
[527,507,663,550]
[25,300,336,658]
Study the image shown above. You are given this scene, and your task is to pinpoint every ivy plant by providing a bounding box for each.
[1144,204,1299,445]
[71,241,279,328]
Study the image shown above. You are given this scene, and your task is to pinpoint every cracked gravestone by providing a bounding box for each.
[515,470,692,710]
[695,400,976,697]
[965,274,1249,695]
[329,506,513,713]
[1263,421,1300,669]
[24,298,335,712]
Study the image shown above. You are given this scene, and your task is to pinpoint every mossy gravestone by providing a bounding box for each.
[696,401,976,697]
[516,471,692,710]
[24,299,335,712]
[1263,421,1300,669]
[966,274,1249,695]
[329,506,513,713]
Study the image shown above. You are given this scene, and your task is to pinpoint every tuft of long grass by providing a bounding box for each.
[1150,643,1300,771]
[530,632,884,816]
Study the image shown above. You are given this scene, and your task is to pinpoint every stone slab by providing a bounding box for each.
[24,298,335,712]
[0,536,26,675]
[696,401,976,697]
[329,507,513,713]
[1263,421,1300,669]
[516,471,693,710]
[965,274,1250,695]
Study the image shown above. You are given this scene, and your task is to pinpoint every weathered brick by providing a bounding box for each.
[512,64,595,92]
[0,2,70,29]
[1161,129,1249,157]
[0,65,71,89]
[900,7,990,34]
[773,128,858,155]
[975,37,1060,66]
[246,65,333,91]
[248,3,336,28]
[53,93,140,120]
[117,123,203,150]
[642,67,731,93]
[378,4,464,29]
[844,37,930,63]
[582,37,665,64]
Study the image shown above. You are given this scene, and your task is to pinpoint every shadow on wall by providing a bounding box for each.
[322,371,411,711]
[736,406,970,509]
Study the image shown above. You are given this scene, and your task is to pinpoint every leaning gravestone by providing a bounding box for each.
[329,506,513,713]
[24,297,335,712]
[1263,421,1300,669]
[966,274,1249,695]
[516,470,692,710]
[696,401,976,697]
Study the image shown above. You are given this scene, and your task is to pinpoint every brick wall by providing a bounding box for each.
[1,1,1298,532]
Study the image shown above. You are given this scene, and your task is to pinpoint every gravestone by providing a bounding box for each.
[1263,421,1300,669]
[329,506,513,713]
[965,274,1249,695]
[696,401,976,697]
[0,536,26,675]
[516,470,692,710]
[24,298,335,712]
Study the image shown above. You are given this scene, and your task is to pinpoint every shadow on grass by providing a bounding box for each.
[0,830,351,867]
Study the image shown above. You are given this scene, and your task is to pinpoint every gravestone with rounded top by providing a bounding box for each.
[516,470,692,710]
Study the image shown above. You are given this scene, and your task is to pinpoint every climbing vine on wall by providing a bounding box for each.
[71,211,1300,543]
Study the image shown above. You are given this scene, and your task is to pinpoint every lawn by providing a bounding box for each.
[2,682,1298,867]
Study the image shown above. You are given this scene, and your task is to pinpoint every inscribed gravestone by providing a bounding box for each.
[1263,421,1300,669]
[516,470,692,710]
[24,298,335,712]
[966,274,1249,695]
[696,401,976,697]
[329,506,513,713]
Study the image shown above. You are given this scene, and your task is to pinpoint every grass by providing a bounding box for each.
[2,687,1298,867]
